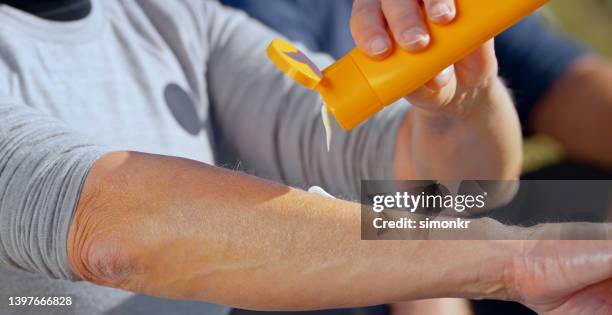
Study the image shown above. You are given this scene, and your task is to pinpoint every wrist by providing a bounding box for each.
[399,77,521,180]
[448,240,520,301]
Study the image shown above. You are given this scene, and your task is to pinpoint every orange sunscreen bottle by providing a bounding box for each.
[267,0,550,130]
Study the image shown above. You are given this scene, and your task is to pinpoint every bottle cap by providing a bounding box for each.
[266,39,323,89]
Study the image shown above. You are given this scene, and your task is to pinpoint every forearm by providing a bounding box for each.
[532,54,612,169]
[395,78,523,180]
[67,151,515,310]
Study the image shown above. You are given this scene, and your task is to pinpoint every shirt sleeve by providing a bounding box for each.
[0,100,107,280]
[495,15,585,133]
[204,2,409,199]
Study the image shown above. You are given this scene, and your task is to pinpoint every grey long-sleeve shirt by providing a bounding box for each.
[0,0,408,314]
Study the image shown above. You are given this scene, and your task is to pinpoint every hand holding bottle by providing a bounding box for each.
[350,0,498,116]
[348,0,527,180]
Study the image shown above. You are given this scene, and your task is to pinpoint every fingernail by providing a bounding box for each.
[440,65,455,78]
[369,37,390,55]
[400,28,430,50]
[432,66,455,87]
[435,66,455,86]
[429,3,453,20]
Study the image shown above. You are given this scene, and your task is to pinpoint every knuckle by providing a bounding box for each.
[384,0,420,19]
[387,4,420,20]
[349,13,369,32]
[351,4,384,34]
[350,19,387,45]
[353,0,381,17]
[381,0,426,34]
[388,11,424,30]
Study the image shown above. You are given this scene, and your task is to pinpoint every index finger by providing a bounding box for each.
[350,0,393,57]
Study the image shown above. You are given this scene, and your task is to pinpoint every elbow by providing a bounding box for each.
[67,152,139,288]
[76,235,137,288]
[68,207,138,288]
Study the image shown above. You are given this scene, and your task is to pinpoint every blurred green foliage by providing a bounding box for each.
[548,0,612,56]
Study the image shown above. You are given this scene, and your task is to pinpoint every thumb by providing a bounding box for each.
[404,66,458,113]
[454,40,498,87]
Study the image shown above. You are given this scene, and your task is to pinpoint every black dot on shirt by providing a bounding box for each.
[164,83,202,136]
